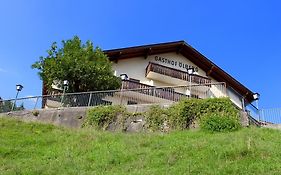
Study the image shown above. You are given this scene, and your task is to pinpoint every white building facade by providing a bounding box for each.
[105,41,256,109]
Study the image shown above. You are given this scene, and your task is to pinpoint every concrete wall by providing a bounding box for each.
[2,104,171,129]
[2,103,250,131]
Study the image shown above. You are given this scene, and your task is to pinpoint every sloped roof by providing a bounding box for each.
[104,41,256,103]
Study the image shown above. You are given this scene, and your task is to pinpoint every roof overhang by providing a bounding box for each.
[104,41,256,103]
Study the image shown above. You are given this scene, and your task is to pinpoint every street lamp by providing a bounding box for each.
[187,68,195,98]
[11,84,23,111]
[253,92,260,121]
[119,74,128,105]
[60,80,69,106]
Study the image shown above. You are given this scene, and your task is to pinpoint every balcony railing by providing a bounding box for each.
[146,62,211,85]
[121,80,187,101]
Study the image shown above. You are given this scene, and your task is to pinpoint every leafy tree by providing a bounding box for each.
[32,36,121,93]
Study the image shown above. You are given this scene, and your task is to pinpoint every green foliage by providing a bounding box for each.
[145,105,167,131]
[2,117,281,175]
[167,98,240,130]
[32,36,121,93]
[167,98,200,130]
[200,113,241,132]
[83,105,126,129]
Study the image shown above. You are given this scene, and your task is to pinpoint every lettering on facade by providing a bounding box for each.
[154,55,199,72]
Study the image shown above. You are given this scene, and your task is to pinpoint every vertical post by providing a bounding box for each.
[241,97,245,112]
[88,93,92,107]
[60,86,67,107]
[119,74,128,105]
[120,82,124,105]
[256,100,260,121]
[34,97,39,109]
[223,82,227,97]
[252,93,260,122]
[11,91,19,111]
[189,75,191,98]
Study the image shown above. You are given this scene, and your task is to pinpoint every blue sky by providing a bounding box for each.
[0,0,280,108]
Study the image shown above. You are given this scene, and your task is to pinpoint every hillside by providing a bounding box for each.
[1,117,281,174]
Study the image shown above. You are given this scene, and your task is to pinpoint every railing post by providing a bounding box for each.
[34,97,39,109]
[11,91,19,111]
[88,93,92,107]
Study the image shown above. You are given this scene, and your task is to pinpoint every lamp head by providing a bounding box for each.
[253,93,260,100]
[187,67,195,74]
[16,84,23,91]
[120,74,128,80]
[63,80,69,87]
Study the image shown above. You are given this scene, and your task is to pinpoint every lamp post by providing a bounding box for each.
[253,92,260,121]
[187,68,195,98]
[11,84,23,111]
[60,80,69,106]
[120,74,128,104]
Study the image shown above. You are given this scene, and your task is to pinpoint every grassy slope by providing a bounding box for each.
[1,117,281,175]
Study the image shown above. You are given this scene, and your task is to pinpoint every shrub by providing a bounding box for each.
[167,98,240,130]
[167,98,200,130]
[145,105,167,131]
[200,113,241,132]
[82,98,241,132]
[32,110,39,117]
[83,105,125,129]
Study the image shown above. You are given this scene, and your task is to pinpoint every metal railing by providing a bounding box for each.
[245,103,260,121]
[259,108,281,125]
[0,82,227,113]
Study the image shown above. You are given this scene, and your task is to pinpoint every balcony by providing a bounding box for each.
[145,62,211,87]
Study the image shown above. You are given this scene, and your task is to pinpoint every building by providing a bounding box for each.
[104,41,256,109]
[44,41,257,110]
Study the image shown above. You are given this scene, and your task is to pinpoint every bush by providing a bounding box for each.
[167,98,240,130]
[200,113,241,132]
[145,105,167,131]
[83,105,125,130]
[82,98,241,132]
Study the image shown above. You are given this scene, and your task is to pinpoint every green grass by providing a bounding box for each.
[1,117,281,175]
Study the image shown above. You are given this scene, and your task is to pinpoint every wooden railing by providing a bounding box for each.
[145,62,211,85]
